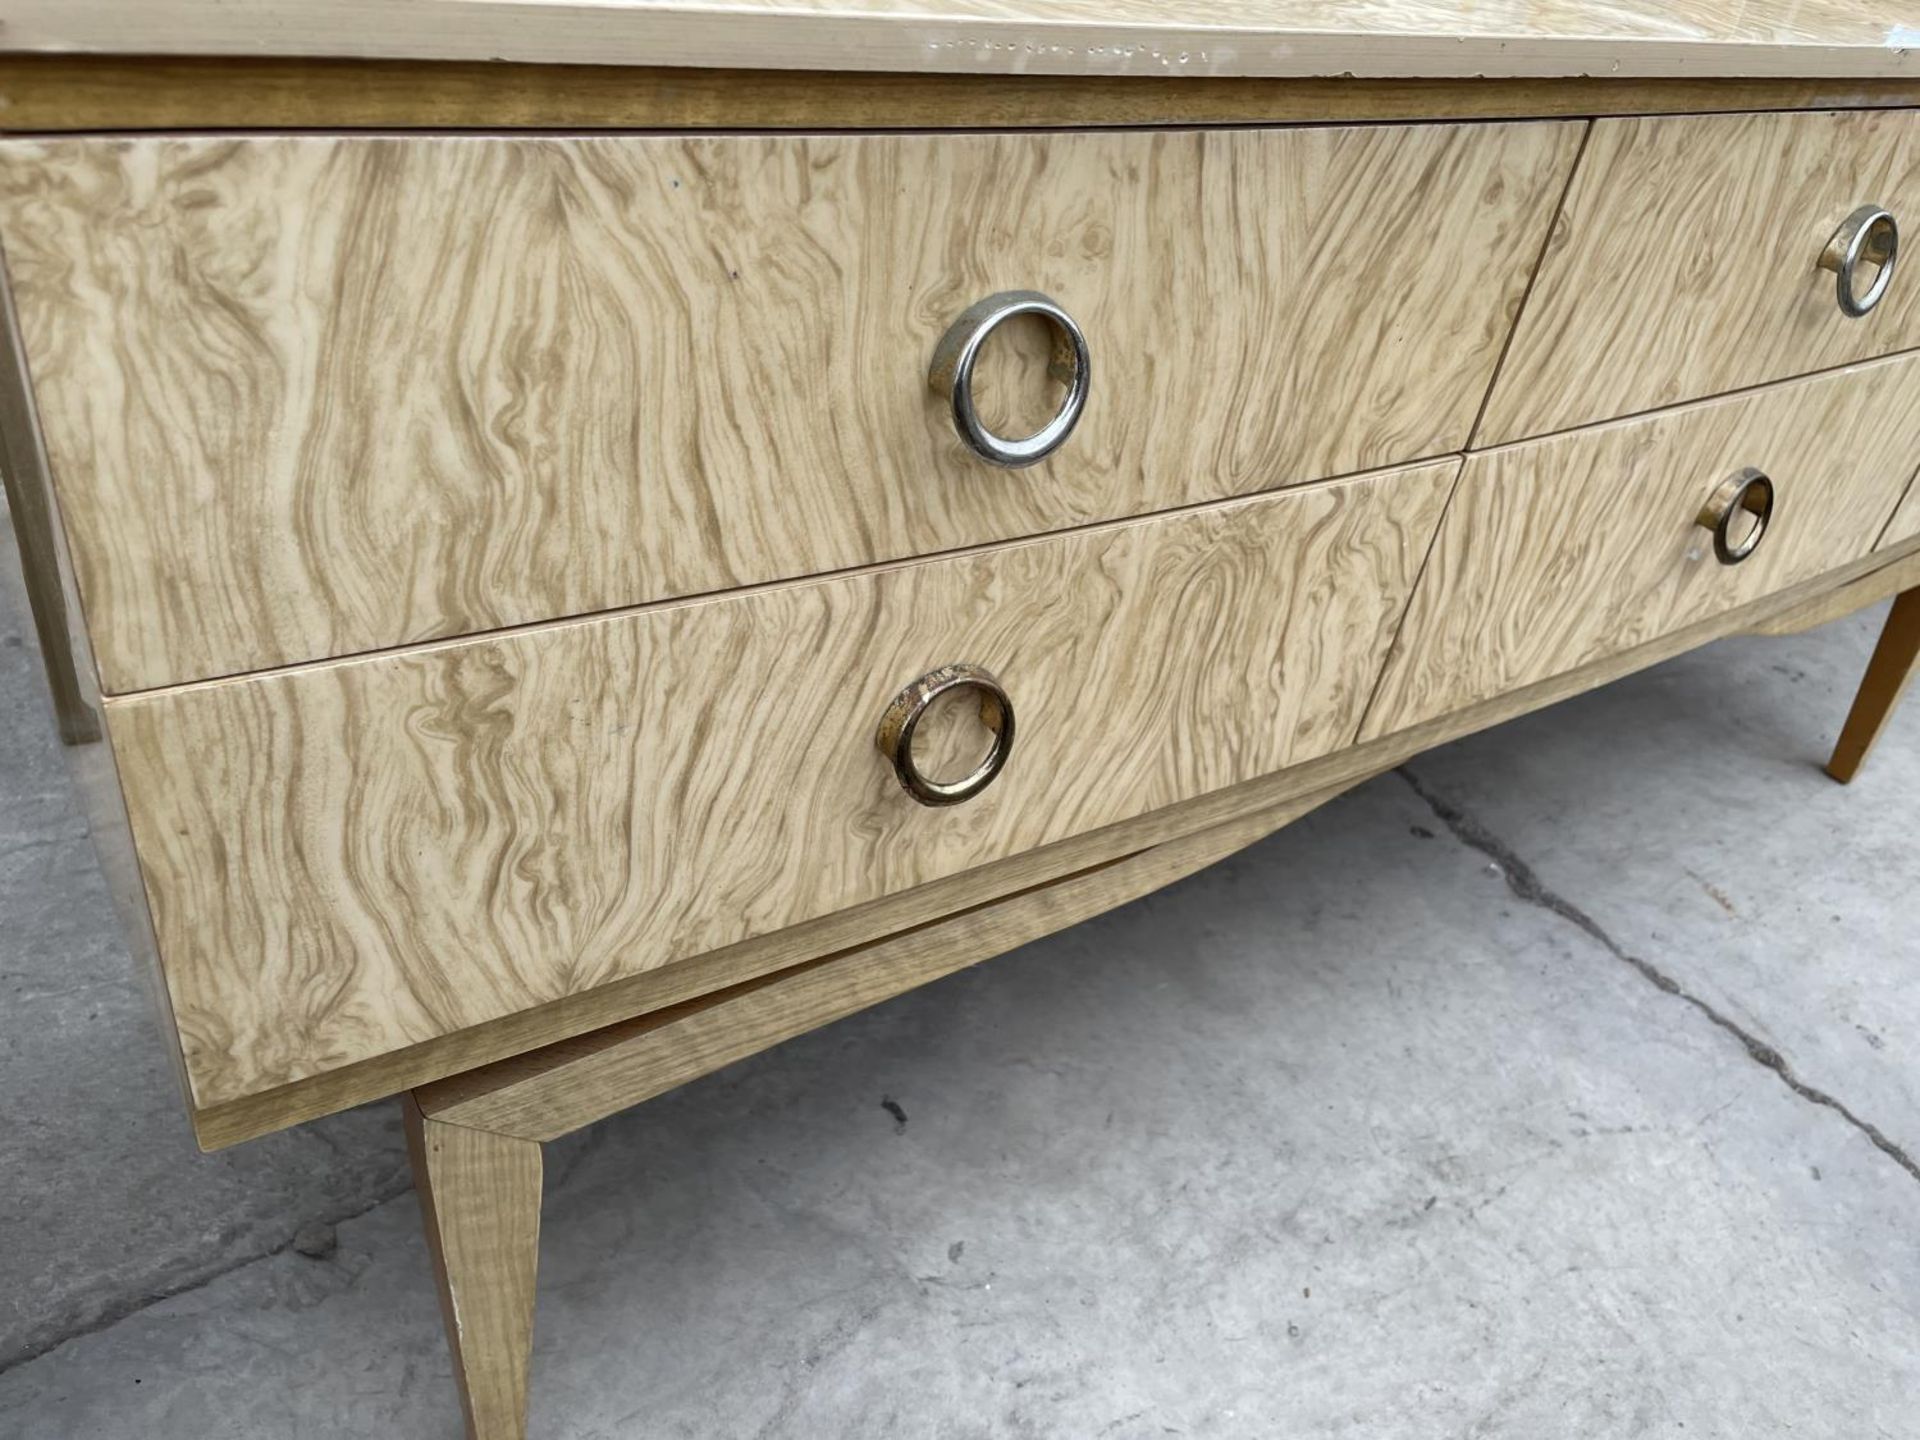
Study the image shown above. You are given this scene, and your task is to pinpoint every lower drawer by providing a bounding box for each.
[1363,354,1920,740]
[1883,474,1920,553]
[105,460,1458,1109]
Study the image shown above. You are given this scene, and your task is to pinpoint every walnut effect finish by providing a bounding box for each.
[103,462,1458,1110]
[1365,354,1920,740]
[1479,109,1920,444]
[0,124,1573,693]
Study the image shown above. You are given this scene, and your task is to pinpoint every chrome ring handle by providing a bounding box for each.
[1819,205,1899,319]
[1695,467,1775,566]
[875,663,1015,807]
[928,290,1090,468]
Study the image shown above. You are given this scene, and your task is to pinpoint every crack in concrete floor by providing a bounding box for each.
[1397,763,1920,1188]
[0,1179,414,1376]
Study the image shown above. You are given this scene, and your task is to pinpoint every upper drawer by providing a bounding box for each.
[1366,354,1920,742]
[102,460,1456,1110]
[0,124,1579,693]
[1479,109,1920,445]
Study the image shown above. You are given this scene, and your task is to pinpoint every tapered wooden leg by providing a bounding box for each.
[1826,587,1920,784]
[0,318,100,746]
[404,1096,544,1440]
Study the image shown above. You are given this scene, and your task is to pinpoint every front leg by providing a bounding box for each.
[404,1096,545,1440]
[1827,587,1920,783]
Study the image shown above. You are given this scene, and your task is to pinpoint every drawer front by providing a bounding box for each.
[103,461,1458,1107]
[1364,355,1920,740]
[0,123,1578,693]
[1883,476,1920,552]
[1480,109,1920,445]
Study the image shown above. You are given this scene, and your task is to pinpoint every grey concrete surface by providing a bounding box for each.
[0,502,411,1373]
[1407,621,1920,1166]
[2,485,1917,1436]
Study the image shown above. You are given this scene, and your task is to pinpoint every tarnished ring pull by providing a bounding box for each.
[927,291,1090,468]
[1695,467,1775,566]
[875,663,1015,807]
[1819,206,1899,318]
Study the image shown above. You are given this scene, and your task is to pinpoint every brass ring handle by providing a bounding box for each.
[1819,205,1899,318]
[875,663,1016,807]
[1695,467,1775,566]
[928,290,1090,468]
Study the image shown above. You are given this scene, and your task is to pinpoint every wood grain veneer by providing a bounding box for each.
[1479,109,1920,444]
[103,462,1457,1111]
[0,123,1575,694]
[417,767,1383,1141]
[1365,354,1920,741]
[1882,475,1920,551]
[403,1100,542,1440]
[3,0,1915,80]
[7,58,1920,133]
[1824,588,1920,784]
[178,533,1920,1150]
[1744,541,1920,640]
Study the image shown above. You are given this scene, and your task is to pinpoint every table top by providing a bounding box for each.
[3,0,1918,80]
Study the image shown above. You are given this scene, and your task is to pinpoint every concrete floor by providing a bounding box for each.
[2,492,1917,1437]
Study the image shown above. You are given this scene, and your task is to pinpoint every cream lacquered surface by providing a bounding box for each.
[1,0,1917,78]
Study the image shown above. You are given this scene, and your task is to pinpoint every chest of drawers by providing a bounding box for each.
[5,7,1920,1436]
